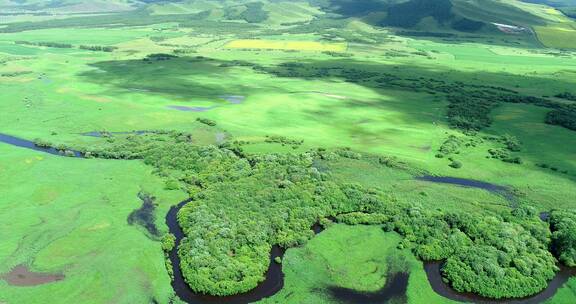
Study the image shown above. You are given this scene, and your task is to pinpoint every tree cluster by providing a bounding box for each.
[549,210,576,267]
[555,92,576,102]
[79,45,117,52]
[15,40,72,48]
[546,107,576,131]
[77,132,568,299]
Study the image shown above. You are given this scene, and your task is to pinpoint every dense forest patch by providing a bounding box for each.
[546,107,576,131]
[60,132,572,299]
[549,210,576,267]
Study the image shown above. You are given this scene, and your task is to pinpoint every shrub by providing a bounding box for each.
[196,118,217,126]
[549,210,576,267]
[449,160,462,169]
[161,234,176,252]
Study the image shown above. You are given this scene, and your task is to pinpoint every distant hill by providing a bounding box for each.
[0,0,137,13]
[309,0,576,31]
[0,0,564,29]
[313,0,556,33]
[522,0,576,18]
[521,0,576,7]
[2,0,575,48]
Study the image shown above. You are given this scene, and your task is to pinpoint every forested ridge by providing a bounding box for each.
[61,131,576,299]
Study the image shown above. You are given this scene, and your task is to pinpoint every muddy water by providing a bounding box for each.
[1,265,64,286]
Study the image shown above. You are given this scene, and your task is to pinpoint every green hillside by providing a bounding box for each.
[0,0,573,42]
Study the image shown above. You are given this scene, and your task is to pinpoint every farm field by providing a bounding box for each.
[535,25,576,48]
[1,0,576,304]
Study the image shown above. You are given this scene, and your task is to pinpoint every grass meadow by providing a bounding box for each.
[0,144,187,304]
[261,224,456,304]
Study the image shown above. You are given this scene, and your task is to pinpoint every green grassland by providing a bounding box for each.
[1,0,576,303]
[0,144,186,304]
[266,223,576,304]
[261,224,456,304]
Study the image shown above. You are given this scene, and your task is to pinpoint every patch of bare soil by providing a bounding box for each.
[1,265,64,286]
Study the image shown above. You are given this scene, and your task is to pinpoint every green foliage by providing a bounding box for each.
[449,160,462,169]
[436,135,463,158]
[240,2,269,23]
[378,156,408,169]
[555,92,576,101]
[161,233,176,252]
[446,95,497,131]
[381,207,557,298]
[79,45,117,52]
[549,210,576,267]
[33,138,52,148]
[482,135,522,164]
[440,213,557,298]
[488,148,523,164]
[336,148,362,160]
[165,256,174,281]
[336,212,389,225]
[264,135,304,146]
[196,117,217,126]
[144,53,178,61]
[546,107,576,131]
[164,179,180,190]
[15,40,73,48]
[85,132,566,299]
[501,134,522,152]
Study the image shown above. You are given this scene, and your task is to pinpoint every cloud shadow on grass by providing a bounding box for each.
[79,55,576,179]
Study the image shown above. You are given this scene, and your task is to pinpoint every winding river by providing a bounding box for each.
[165,200,287,304]
[165,202,410,304]
[417,176,576,303]
[425,261,576,304]
[0,133,83,157]
[328,272,409,303]
[164,175,576,304]
[1,133,574,304]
